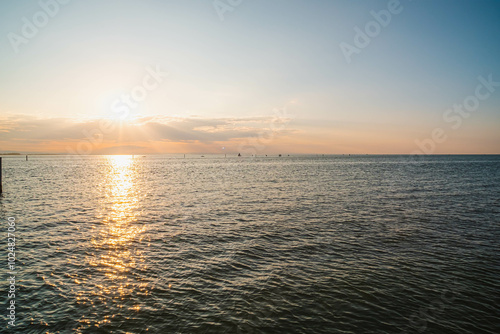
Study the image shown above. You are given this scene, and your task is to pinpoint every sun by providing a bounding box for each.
[107,155,134,168]
[109,108,134,122]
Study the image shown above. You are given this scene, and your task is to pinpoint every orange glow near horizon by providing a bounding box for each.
[1,116,499,154]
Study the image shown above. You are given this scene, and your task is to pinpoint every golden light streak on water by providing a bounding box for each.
[78,155,148,329]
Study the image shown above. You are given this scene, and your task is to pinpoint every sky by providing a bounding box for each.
[0,0,499,154]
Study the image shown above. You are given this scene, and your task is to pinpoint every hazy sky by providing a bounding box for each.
[1,0,499,154]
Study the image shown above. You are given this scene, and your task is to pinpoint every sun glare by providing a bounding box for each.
[107,155,134,168]
[82,154,146,310]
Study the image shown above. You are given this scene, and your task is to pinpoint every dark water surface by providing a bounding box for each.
[0,155,499,333]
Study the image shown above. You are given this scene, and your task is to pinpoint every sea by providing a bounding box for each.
[0,154,498,334]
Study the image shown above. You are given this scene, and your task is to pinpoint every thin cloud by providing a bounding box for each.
[0,114,295,144]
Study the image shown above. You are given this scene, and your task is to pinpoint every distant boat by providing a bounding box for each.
[238,153,241,157]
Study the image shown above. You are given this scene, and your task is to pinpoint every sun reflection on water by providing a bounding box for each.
[77,155,149,330]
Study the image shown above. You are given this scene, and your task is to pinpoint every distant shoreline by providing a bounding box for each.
[1,153,499,157]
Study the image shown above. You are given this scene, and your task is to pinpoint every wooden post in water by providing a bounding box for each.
[26,155,28,161]
[0,157,3,194]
